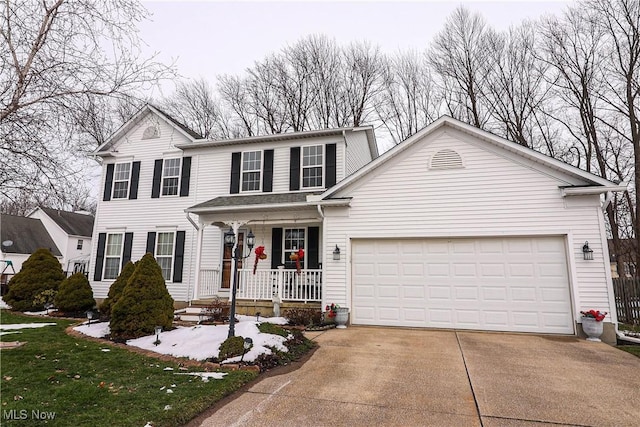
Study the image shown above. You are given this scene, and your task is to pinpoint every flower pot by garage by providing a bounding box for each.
[581,317,604,342]
[335,307,349,329]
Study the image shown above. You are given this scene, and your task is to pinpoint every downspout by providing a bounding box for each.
[185,213,200,306]
[602,191,614,211]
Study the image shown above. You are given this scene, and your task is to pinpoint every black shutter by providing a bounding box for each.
[146,232,156,255]
[173,231,185,283]
[289,147,300,191]
[151,159,163,198]
[271,228,283,269]
[230,152,241,194]
[103,164,114,201]
[129,161,141,200]
[94,233,106,281]
[262,149,274,192]
[122,232,133,268]
[307,227,320,269]
[326,144,337,188]
[180,157,191,197]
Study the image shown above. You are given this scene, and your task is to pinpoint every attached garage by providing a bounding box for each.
[351,236,575,334]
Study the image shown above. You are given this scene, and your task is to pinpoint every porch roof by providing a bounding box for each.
[186,192,351,214]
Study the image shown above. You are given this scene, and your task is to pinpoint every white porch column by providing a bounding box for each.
[192,222,206,302]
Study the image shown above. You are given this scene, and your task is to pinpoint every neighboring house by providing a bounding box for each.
[28,208,94,274]
[607,239,637,278]
[89,105,625,343]
[0,214,63,293]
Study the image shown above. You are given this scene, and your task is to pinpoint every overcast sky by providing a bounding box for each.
[139,0,572,97]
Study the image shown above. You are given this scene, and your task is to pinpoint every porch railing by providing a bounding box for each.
[198,267,322,303]
[199,269,221,299]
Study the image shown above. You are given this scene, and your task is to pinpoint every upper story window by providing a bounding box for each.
[155,231,175,281]
[103,233,123,280]
[162,158,181,196]
[112,163,131,199]
[77,239,83,250]
[302,145,323,188]
[241,151,262,192]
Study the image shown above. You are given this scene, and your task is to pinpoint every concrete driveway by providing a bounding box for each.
[194,327,640,427]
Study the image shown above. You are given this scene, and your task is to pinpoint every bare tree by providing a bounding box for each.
[160,78,231,139]
[427,6,493,128]
[483,23,558,153]
[376,51,441,144]
[0,0,173,209]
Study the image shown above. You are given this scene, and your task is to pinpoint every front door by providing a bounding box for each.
[221,232,244,289]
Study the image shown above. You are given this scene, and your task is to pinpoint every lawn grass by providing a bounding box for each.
[1,310,258,426]
[618,345,640,358]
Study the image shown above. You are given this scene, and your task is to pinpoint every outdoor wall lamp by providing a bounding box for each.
[333,245,341,260]
[224,227,255,338]
[583,241,594,260]
[154,325,162,346]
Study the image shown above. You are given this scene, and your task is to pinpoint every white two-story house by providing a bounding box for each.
[89,104,377,311]
[90,104,625,343]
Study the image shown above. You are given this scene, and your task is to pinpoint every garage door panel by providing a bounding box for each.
[352,236,574,334]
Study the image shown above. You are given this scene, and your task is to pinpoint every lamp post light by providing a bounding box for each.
[224,227,255,338]
[154,326,162,346]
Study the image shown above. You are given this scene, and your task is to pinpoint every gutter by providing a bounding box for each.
[185,213,199,231]
[561,185,628,196]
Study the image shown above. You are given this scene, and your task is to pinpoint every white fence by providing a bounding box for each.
[198,267,322,303]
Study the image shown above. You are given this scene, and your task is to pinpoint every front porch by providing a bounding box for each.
[198,267,322,303]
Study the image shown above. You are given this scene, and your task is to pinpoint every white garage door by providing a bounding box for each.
[352,237,574,334]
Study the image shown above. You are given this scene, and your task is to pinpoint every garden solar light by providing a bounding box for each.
[154,326,162,346]
[240,337,253,363]
[86,310,94,326]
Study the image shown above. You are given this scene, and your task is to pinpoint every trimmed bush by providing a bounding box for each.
[218,336,246,360]
[54,273,95,313]
[109,253,174,340]
[4,248,65,311]
[284,307,322,326]
[99,261,135,317]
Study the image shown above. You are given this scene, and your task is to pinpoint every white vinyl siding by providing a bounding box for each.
[322,127,615,324]
[103,233,123,280]
[162,158,181,196]
[155,232,175,281]
[112,163,131,199]
[89,113,195,302]
[302,145,323,188]
[241,150,262,192]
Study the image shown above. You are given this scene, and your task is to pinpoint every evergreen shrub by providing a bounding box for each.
[54,272,95,313]
[110,253,174,340]
[4,248,65,311]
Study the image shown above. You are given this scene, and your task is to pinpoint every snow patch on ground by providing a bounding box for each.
[0,323,56,330]
[175,372,228,381]
[71,316,292,362]
[0,297,10,309]
[73,322,111,338]
[126,320,289,362]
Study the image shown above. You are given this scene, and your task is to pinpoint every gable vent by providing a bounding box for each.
[142,125,160,139]
[430,149,463,170]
